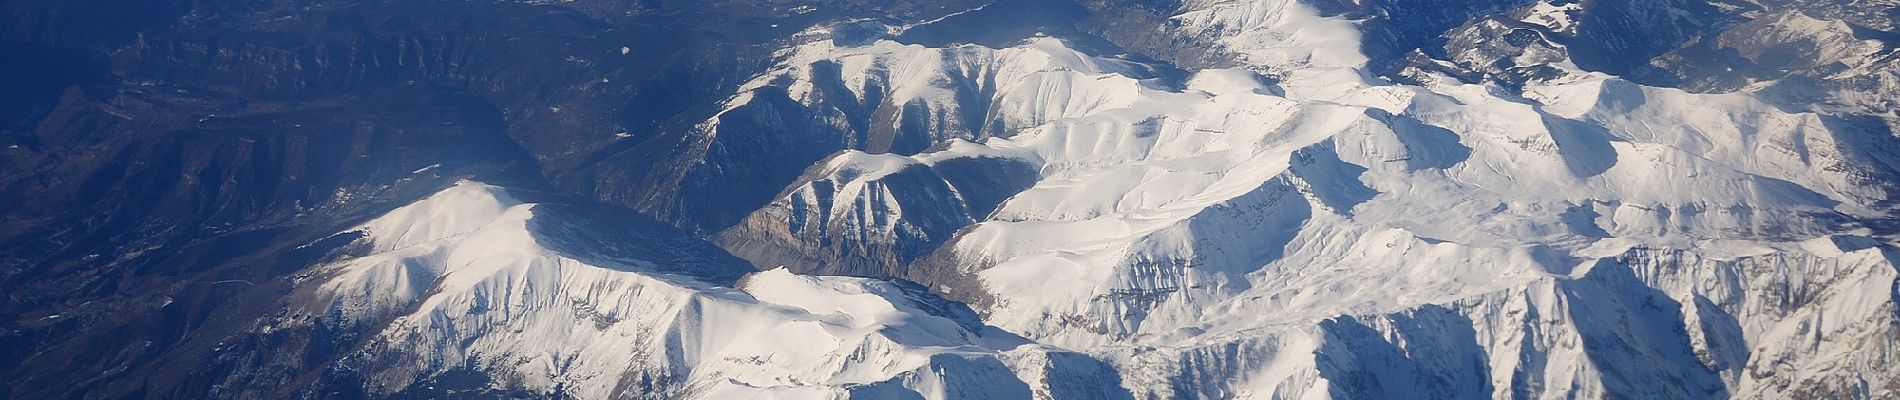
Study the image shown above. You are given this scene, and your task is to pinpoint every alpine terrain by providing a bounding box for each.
[3,0,1900,398]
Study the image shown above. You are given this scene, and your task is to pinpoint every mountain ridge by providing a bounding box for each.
[3,0,1899,398]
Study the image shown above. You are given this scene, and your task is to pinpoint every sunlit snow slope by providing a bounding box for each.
[703,1,1900,399]
[275,182,1125,398]
[280,0,1900,399]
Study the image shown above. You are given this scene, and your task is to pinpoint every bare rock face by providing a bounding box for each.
[716,151,1039,277]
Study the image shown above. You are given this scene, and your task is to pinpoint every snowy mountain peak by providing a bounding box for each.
[275,181,1129,398]
[351,180,526,252]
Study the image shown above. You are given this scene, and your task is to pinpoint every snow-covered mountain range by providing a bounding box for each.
[4,0,1899,398]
